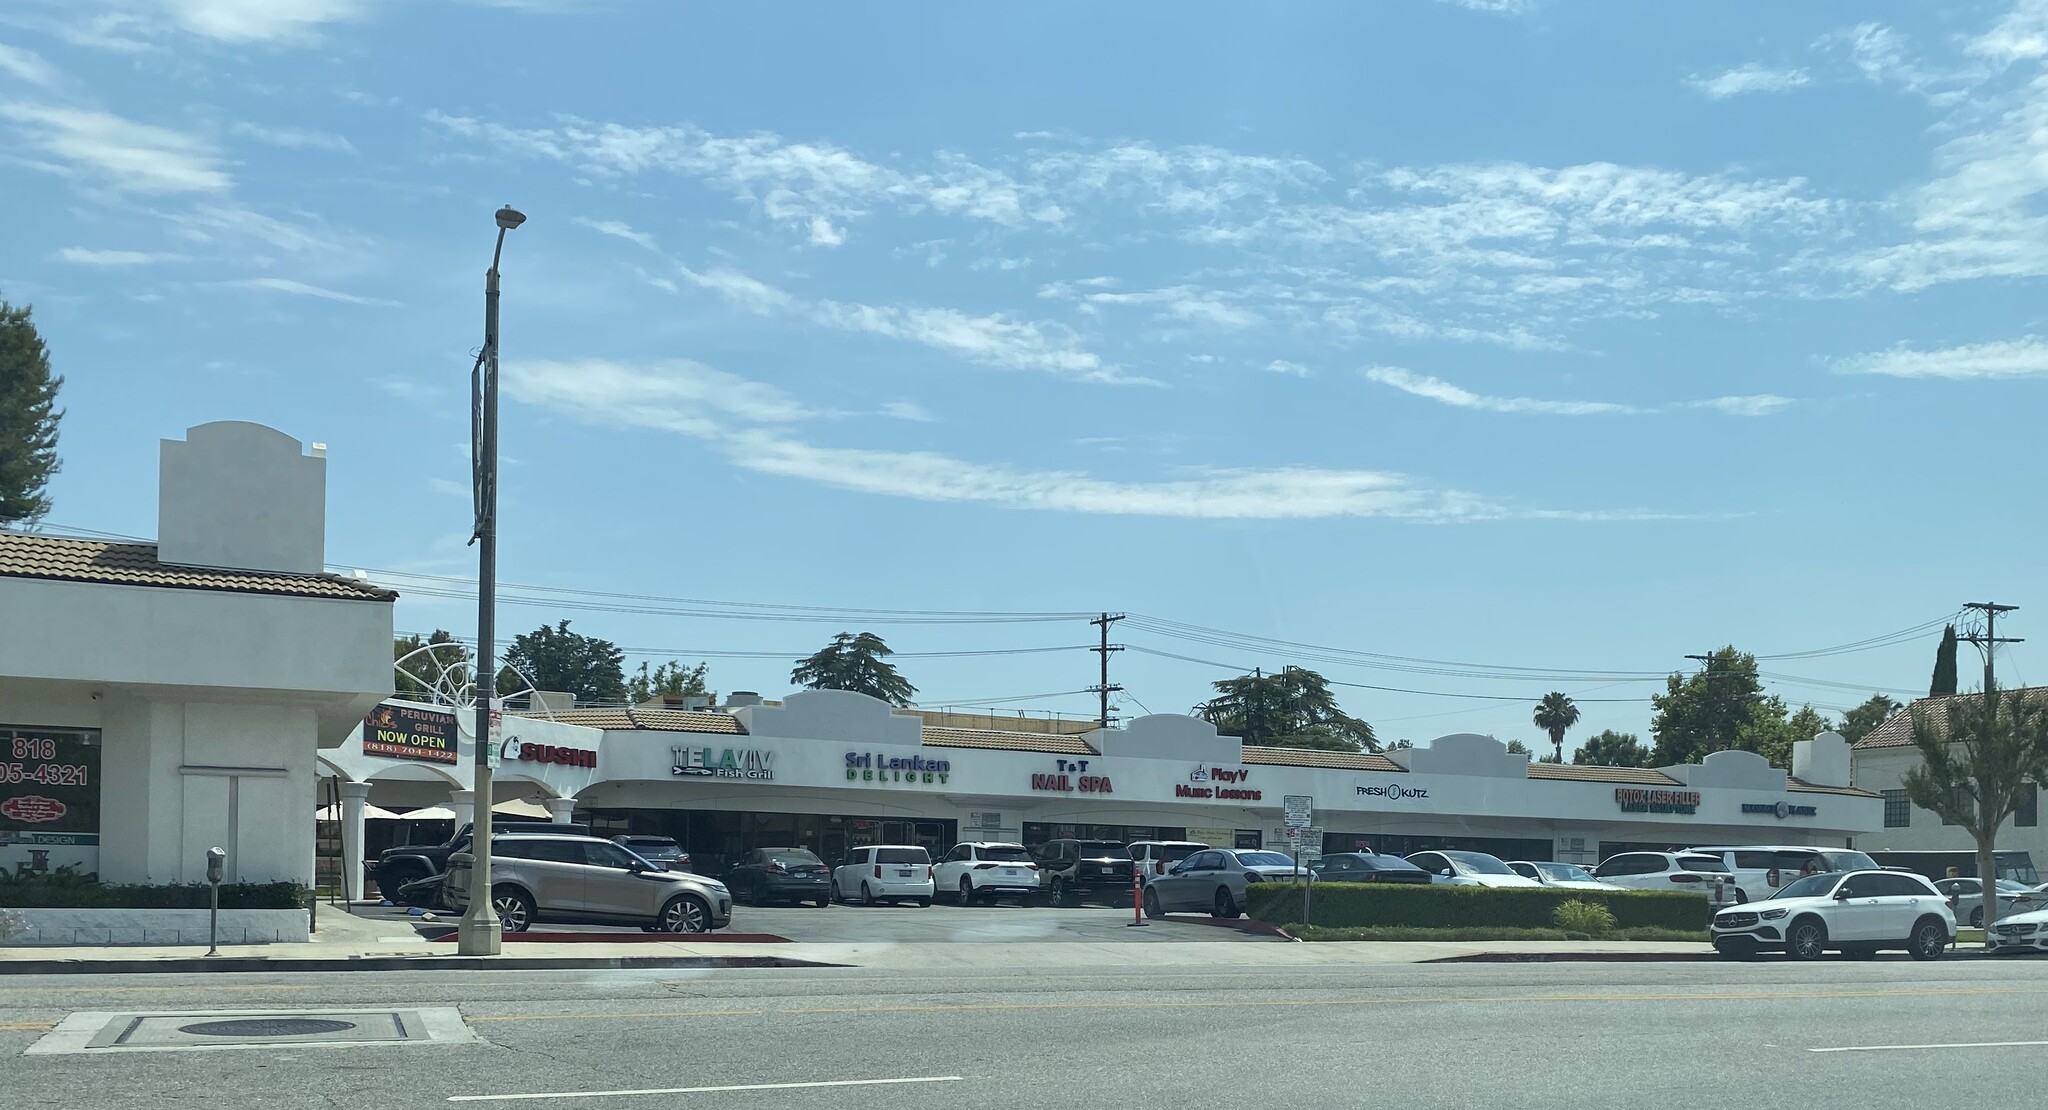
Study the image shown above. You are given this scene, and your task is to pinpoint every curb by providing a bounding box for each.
[0,954,843,975]
[1422,951,1718,964]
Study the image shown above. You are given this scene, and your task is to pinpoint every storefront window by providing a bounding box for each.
[581,808,956,877]
[1022,823,1186,852]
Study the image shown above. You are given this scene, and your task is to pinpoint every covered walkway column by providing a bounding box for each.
[449,789,476,830]
[544,797,578,824]
[338,780,372,901]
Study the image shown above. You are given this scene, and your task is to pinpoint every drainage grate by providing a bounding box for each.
[179,1018,360,1038]
[26,1008,482,1055]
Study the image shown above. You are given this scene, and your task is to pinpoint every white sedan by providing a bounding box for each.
[1987,903,2048,954]
[1405,850,1543,889]
[1508,861,1625,892]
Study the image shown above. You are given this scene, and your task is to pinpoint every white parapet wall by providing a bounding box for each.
[2,908,311,946]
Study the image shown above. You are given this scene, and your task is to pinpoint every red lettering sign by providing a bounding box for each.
[517,743,596,769]
[1,795,67,824]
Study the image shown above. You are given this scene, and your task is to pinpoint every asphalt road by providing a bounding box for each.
[5,956,2047,1108]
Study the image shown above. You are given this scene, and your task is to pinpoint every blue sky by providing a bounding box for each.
[4,0,2045,752]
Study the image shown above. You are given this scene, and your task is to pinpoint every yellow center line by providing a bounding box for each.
[463,985,2044,1023]
[0,984,317,995]
[0,1022,57,1031]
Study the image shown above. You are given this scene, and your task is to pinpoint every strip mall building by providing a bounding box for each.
[324,687,1881,885]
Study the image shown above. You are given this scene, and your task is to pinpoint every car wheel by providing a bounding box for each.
[378,864,426,902]
[1144,888,1163,919]
[957,879,975,907]
[814,897,831,908]
[657,894,710,933]
[916,897,932,908]
[1785,917,1827,961]
[1970,907,1985,929]
[860,881,876,907]
[490,886,534,934]
[1909,916,1949,961]
[1214,887,1239,919]
[1049,879,1068,908]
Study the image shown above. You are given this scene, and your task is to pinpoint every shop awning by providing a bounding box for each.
[316,802,403,822]
[492,798,554,820]
[398,805,457,821]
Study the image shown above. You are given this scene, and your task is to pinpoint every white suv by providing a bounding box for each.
[1592,851,1740,905]
[1686,845,1882,903]
[934,842,1040,905]
[1711,869,1953,961]
[832,844,936,907]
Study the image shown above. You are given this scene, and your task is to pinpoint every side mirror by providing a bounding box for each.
[1438,869,1454,878]
[626,859,647,872]
[1833,887,1853,901]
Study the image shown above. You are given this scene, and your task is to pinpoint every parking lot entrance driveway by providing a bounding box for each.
[358,902,1274,944]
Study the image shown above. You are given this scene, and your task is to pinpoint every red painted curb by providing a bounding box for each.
[424,931,791,944]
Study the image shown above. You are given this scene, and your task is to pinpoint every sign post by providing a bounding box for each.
[1283,795,1313,926]
[204,846,226,957]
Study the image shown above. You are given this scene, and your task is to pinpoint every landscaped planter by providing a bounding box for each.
[2,908,310,946]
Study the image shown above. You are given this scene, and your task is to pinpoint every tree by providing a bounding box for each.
[1574,729,1652,767]
[1537,751,1563,764]
[1532,692,1581,764]
[1650,646,1780,765]
[790,632,917,706]
[625,660,713,705]
[1901,687,2048,939]
[1837,695,1904,745]
[0,301,64,527]
[1742,704,1834,770]
[394,630,472,701]
[1931,624,1960,697]
[1504,739,1533,757]
[501,620,626,704]
[1197,666,1377,752]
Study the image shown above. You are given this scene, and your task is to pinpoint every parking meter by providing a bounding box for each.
[204,847,226,956]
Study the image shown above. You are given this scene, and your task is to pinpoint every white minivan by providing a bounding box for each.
[832,844,936,907]
[1685,845,1882,904]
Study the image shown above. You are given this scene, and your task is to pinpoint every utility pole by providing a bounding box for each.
[1089,613,1125,730]
[1959,602,2022,698]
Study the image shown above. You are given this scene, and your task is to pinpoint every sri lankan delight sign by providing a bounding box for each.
[0,725,102,876]
[362,703,460,765]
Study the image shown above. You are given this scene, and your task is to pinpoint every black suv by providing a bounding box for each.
[1036,839,1135,907]
[373,821,590,903]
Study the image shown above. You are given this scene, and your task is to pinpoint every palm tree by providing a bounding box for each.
[1533,692,1581,763]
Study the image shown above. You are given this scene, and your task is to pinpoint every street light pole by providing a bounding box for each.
[457,204,525,957]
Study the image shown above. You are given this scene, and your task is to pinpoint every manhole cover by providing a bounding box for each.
[178,1018,359,1038]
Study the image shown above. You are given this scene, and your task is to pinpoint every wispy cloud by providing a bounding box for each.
[814,301,1146,385]
[574,216,655,249]
[880,400,938,423]
[162,0,366,44]
[1365,366,1637,415]
[505,358,815,433]
[1831,338,2048,380]
[230,276,399,306]
[230,120,356,153]
[0,43,59,87]
[1684,394,1794,417]
[55,247,181,265]
[679,265,790,312]
[1688,63,1810,100]
[1432,0,1532,13]
[1266,360,1311,377]
[0,102,229,193]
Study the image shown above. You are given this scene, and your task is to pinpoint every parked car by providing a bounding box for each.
[1593,851,1739,904]
[613,835,691,872]
[1986,902,2048,954]
[442,830,731,933]
[1710,869,1953,961]
[374,821,592,905]
[1507,861,1625,892]
[1127,840,1209,886]
[831,844,935,907]
[934,842,1041,905]
[1685,845,1883,903]
[1405,850,1543,889]
[1035,839,1136,907]
[1308,852,1433,885]
[1932,877,2047,928]
[726,846,833,907]
[1144,848,1302,919]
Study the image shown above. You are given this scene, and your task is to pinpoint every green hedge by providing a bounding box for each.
[1245,882,1708,932]
[0,871,307,909]
[1288,924,1710,943]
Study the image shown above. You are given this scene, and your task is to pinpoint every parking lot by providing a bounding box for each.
[350,899,1275,944]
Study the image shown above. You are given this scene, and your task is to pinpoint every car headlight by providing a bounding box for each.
[1759,908,1787,920]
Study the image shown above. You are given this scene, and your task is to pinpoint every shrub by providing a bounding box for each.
[0,871,307,910]
[1289,924,1708,943]
[1247,881,1708,932]
[1552,899,1617,935]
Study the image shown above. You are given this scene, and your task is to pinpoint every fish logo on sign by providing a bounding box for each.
[1,795,67,824]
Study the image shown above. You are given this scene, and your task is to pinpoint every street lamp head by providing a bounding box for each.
[495,205,527,230]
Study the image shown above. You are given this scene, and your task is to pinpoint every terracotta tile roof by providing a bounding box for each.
[1241,746,1405,772]
[0,532,395,601]
[922,726,1098,755]
[1851,688,2048,750]
[1526,762,1683,785]
[1787,778,1878,798]
[537,707,746,734]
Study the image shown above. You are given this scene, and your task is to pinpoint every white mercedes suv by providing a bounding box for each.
[1710,869,1953,961]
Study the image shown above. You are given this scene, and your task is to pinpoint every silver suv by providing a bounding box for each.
[443,832,733,933]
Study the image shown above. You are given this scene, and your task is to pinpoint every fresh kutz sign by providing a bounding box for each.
[671,746,775,780]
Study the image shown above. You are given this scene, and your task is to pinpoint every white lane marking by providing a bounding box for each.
[1810,1040,2048,1053]
[447,1075,965,1102]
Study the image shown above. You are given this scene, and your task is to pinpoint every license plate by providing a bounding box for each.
[896,869,915,878]
[1001,869,1023,878]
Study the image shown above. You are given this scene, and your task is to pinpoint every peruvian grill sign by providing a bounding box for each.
[0,725,101,877]
[362,703,459,765]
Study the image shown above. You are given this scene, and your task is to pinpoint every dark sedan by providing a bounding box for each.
[1309,852,1434,885]
[725,847,833,906]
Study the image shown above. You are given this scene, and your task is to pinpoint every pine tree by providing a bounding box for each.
[1931,624,1960,697]
[0,301,64,527]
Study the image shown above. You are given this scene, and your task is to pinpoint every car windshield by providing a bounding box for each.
[1363,855,1425,871]
[1080,842,1131,859]
[1536,863,1595,882]
[876,848,929,865]
[1679,856,1733,873]
[1235,852,1297,868]
[624,841,683,861]
[1442,852,1515,876]
[979,846,1033,862]
[1148,844,1203,862]
[768,851,824,867]
[1996,879,2034,893]
[1819,851,1880,871]
[1767,873,1843,902]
